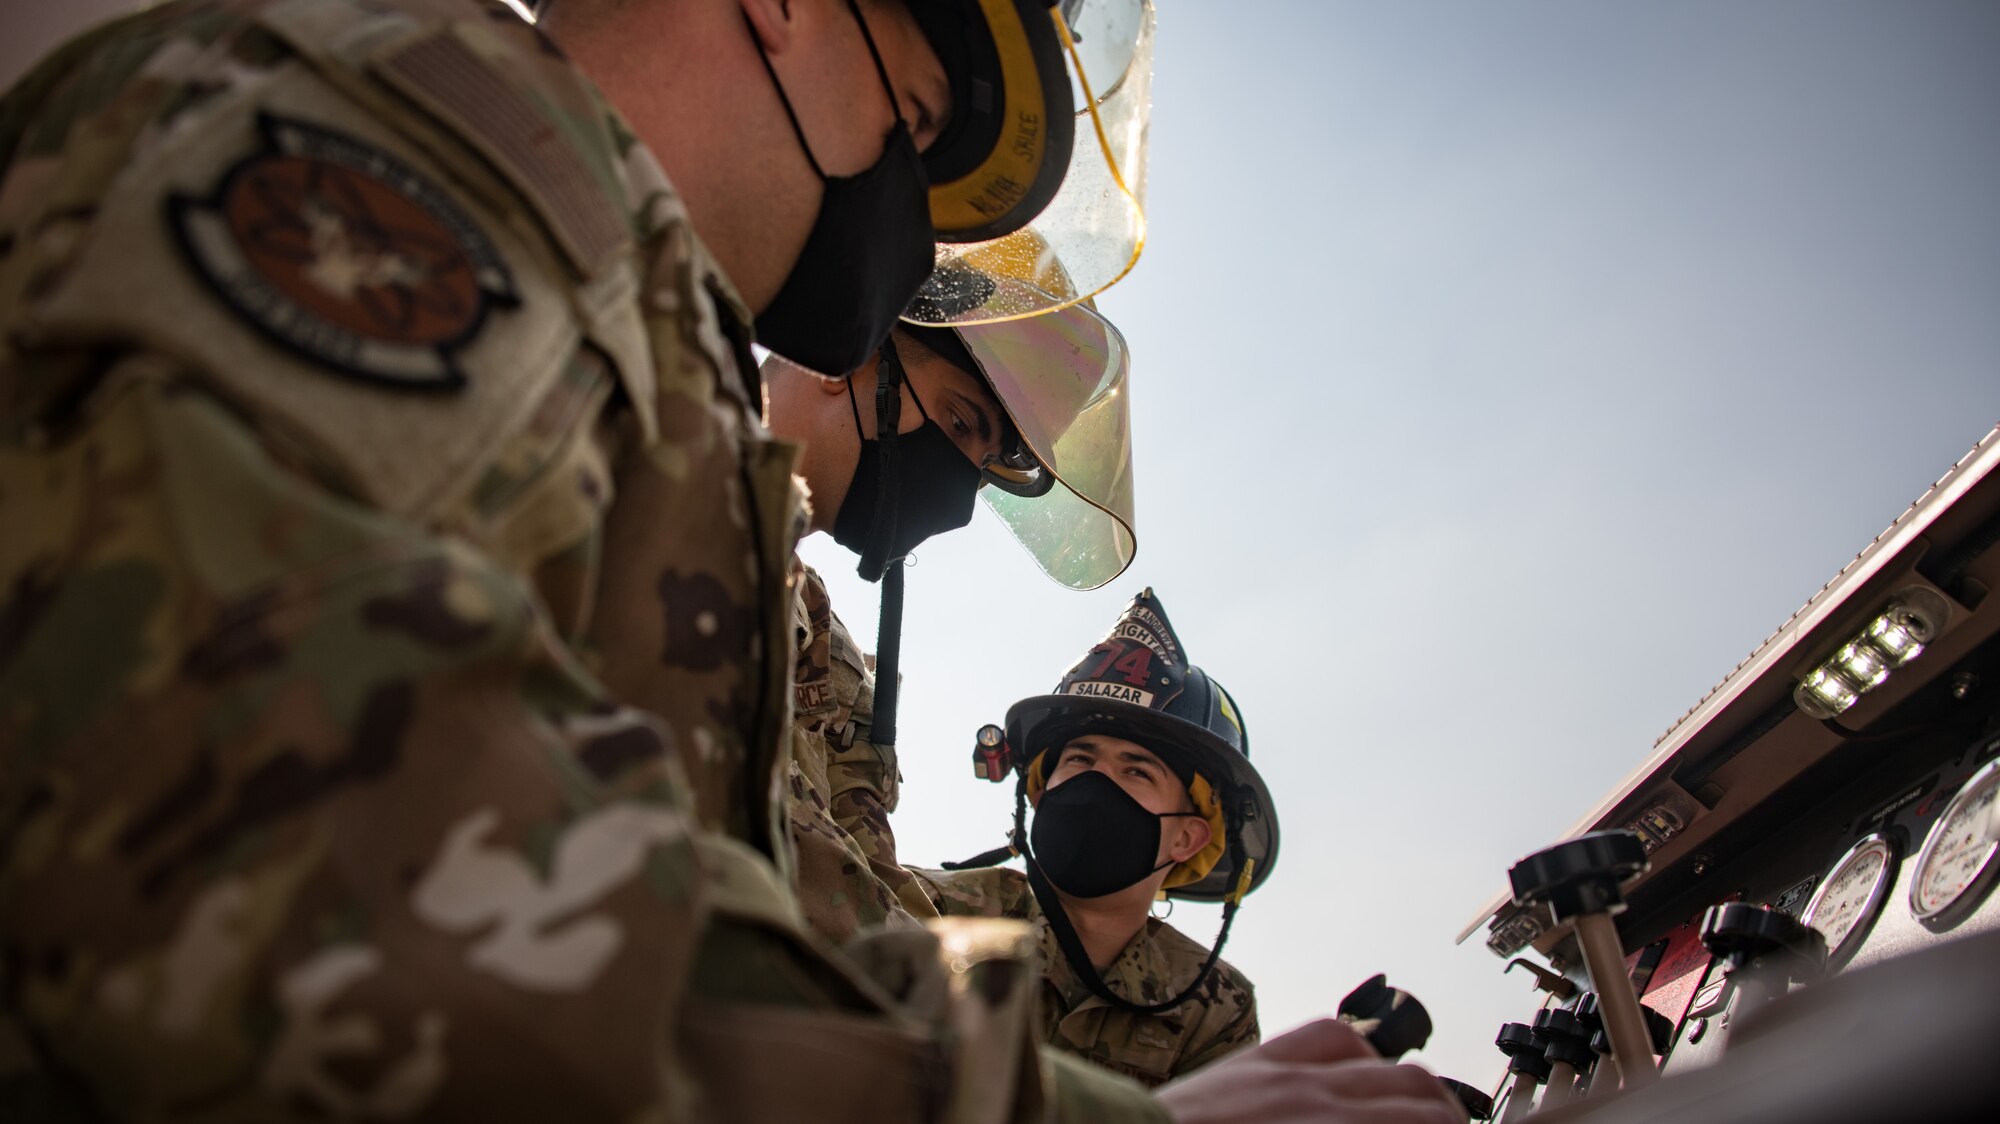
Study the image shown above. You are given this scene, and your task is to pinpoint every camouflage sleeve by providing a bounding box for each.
[824,724,946,926]
[3,375,719,1121]
[907,866,1034,919]
[1045,1048,1175,1124]
[786,570,940,941]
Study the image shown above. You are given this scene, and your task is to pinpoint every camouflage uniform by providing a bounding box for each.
[912,867,1261,1088]
[786,565,940,943]
[0,2,1165,1120]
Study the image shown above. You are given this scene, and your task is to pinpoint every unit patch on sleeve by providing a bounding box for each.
[168,113,519,391]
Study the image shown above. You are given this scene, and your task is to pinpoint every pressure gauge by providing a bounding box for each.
[1799,833,1898,972]
[1909,757,2000,932]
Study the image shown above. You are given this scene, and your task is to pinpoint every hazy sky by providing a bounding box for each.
[803,0,2000,1087]
[8,0,1997,1096]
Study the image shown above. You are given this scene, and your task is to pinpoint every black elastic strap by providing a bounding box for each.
[873,558,905,749]
[743,0,901,180]
[856,335,905,581]
[862,335,907,746]
[1026,859,1240,1016]
[844,0,901,118]
[942,836,1021,871]
[744,12,825,179]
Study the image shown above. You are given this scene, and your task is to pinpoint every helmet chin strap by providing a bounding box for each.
[861,335,907,749]
[1008,770,1247,1016]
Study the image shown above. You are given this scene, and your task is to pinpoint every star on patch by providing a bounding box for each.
[168,113,518,392]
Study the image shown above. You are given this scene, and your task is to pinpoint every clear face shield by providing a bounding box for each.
[909,0,1154,326]
[950,292,1136,590]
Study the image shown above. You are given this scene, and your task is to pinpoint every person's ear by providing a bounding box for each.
[739,0,797,56]
[819,371,851,395]
[1168,814,1212,864]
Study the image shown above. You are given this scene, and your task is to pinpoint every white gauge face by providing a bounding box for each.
[1800,834,1896,968]
[1910,759,2000,929]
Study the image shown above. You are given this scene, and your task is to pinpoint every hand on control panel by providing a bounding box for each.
[1156,1018,1464,1124]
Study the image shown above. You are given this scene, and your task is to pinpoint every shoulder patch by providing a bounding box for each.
[167,112,518,392]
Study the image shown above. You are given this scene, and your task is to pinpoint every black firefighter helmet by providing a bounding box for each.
[1005,588,1279,902]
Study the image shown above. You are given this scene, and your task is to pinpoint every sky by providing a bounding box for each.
[8,0,1998,1097]
[800,0,2000,1088]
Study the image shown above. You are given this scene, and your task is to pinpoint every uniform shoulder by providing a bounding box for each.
[0,0,678,519]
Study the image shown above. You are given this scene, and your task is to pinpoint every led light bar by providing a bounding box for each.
[1793,588,1950,719]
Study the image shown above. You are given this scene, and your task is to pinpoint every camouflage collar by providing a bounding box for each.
[1031,908,1209,1015]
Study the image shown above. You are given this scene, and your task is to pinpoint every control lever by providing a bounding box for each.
[1338,973,1434,1059]
[1493,1022,1550,1123]
[1339,975,1487,1119]
[1571,992,1607,1096]
[1572,991,1667,1096]
[1504,957,1578,1000]
[1437,1076,1495,1121]
[1586,1010,1672,1063]
[1533,1007,1593,1108]
[1508,830,1659,1089]
[1698,902,1827,1015]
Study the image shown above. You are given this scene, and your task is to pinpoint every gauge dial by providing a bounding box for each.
[1910,758,2000,932]
[1800,833,1897,971]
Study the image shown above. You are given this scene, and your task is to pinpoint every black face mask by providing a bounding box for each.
[832,376,980,563]
[1030,770,1206,899]
[749,2,935,375]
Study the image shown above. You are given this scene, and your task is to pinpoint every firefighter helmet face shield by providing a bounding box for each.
[953,295,1136,590]
[907,0,1154,324]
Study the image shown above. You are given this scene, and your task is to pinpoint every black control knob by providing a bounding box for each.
[1495,1022,1552,1122]
[1534,1008,1596,1071]
[1508,830,1649,920]
[1699,902,1828,982]
[1339,974,1433,1058]
[1575,992,1605,1040]
[1438,1077,1495,1121]
[1495,1022,1552,1081]
[1506,831,1659,1089]
[1576,992,1672,1056]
